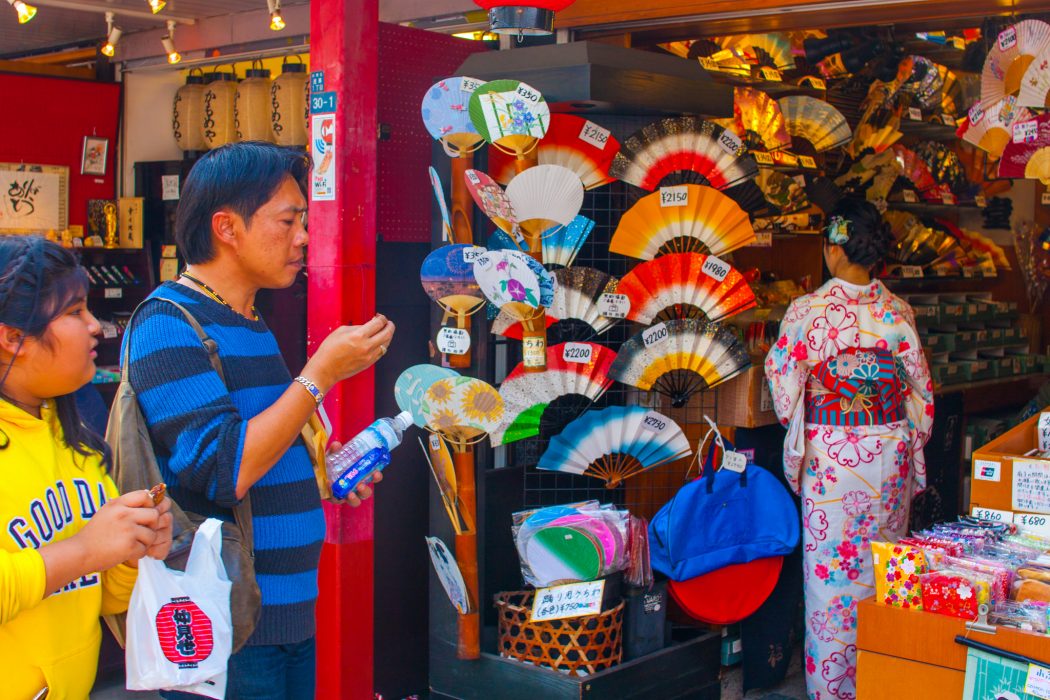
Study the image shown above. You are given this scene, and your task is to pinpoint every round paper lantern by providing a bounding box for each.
[474,0,577,35]
[172,68,206,152]
[271,56,308,147]
[236,61,274,142]
[202,66,238,149]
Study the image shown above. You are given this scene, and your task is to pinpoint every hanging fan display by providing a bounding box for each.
[999,114,1050,183]
[464,169,517,234]
[609,116,759,192]
[1019,50,1050,108]
[756,168,810,213]
[836,149,903,202]
[913,141,966,191]
[718,33,795,71]
[611,184,757,260]
[959,96,1033,158]
[891,144,939,196]
[542,215,595,268]
[537,405,692,488]
[493,266,621,341]
[696,48,755,77]
[468,79,550,169]
[981,20,1050,104]
[419,433,472,536]
[733,88,792,152]
[894,56,945,110]
[395,364,460,428]
[473,249,556,370]
[608,318,751,408]
[491,342,617,446]
[488,114,620,190]
[421,244,487,368]
[617,252,757,325]
[883,210,959,267]
[505,164,585,258]
[778,96,852,152]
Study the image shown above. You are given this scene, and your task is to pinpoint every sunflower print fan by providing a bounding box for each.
[982,21,1050,104]
[395,364,460,428]
[608,318,751,408]
[537,406,692,488]
[611,184,756,260]
[778,96,852,152]
[609,116,759,192]
[734,87,792,152]
[616,251,756,325]
[491,342,616,446]
[468,79,550,169]
[492,267,621,342]
[489,114,620,189]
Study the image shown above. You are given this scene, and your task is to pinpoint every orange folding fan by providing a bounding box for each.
[734,87,792,152]
[617,252,757,324]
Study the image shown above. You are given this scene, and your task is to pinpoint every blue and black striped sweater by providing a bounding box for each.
[124,282,324,646]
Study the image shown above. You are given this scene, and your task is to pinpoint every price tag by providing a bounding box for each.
[578,120,611,149]
[1039,412,1050,451]
[101,324,118,339]
[975,194,987,207]
[749,231,773,247]
[951,36,966,50]
[969,103,985,125]
[104,287,123,299]
[900,265,924,279]
[760,67,782,82]
[799,155,818,169]
[642,322,669,348]
[597,293,630,319]
[753,151,774,165]
[531,580,605,622]
[523,336,546,367]
[907,107,923,121]
[971,506,1014,523]
[772,150,798,166]
[465,170,482,186]
[806,77,826,90]
[1016,513,1050,538]
[562,342,593,364]
[701,255,731,281]
[1014,119,1039,144]
[941,192,956,205]
[461,77,484,93]
[472,252,494,271]
[999,26,1018,51]
[941,113,956,126]
[962,266,976,278]
[722,450,747,473]
[717,129,743,155]
[641,410,669,433]
[161,174,180,201]
[902,189,918,203]
[699,57,718,71]
[429,433,442,451]
[1026,663,1050,700]
[436,327,471,355]
[516,84,541,103]
[1042,191,1050,206]
[659,185,690,207]
[463,246,486,264]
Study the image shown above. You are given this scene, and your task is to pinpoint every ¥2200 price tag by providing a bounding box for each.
[562,342,593,364]
[642,322,669,348]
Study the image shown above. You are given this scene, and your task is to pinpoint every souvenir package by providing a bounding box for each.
[1016,579,1050,604]
[871,541,927,609]
[920,569,993,619]
[1018,564,1050,583]
[624,515,654,589]
[991,600,1049,633]
[942,555,1014,602]
[512,502,630,588]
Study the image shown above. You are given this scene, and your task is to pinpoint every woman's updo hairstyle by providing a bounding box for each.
[826,197,893,269]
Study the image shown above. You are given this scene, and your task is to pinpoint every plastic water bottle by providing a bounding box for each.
[326,411,413,499]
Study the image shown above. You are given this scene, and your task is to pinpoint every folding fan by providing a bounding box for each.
[1019,52,1050,108]
[960,96,1033,158]
[981,20,1050,104]
[778,96,852,152]
[999,114,1050,183]
[914,141,966,191]
[617,252,756,325]
[724,180,776,218]
[611,184,756,260]
[468,79,550,168]
[542,215,595,268]
[883,211,958,266]
[421,244,487,367]
[473,249,556,370]
[734,88,792,152]
[891,144,938,195]
[491,267,620,342]
[505,164,585,258]
[718,33,795,71]
[609,116,759,192]
[419,433,471,536]
[836,149,902,202]
[608,318,751,408]
[895,56,945,110]
[488,114,620,190]
[536,405,693,488]
[756,168,810,213]
[491,341,617,446]
[395,364,460,428]
[464,169,516,234]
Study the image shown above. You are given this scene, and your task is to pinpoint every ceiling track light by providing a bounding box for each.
[101,11,122,57]
[161,19,180,64]
[147,0,165,13]
[7,0,37,23]
[267,0,285,31]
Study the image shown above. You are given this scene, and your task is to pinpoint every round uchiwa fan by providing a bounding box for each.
[473,249,556,370]
[718,33,795,71]
[488,114,620,190]
[491,341,617,446]
[960,96,1034,158]
[542,215,595,269]
[464,169,517,234]
[421,76,485,156]
[756,168,809,214]
[493,267,621,342]
[505,164,585,258]
[537,405,693,488]
[421,244,486,367]
[891,144,938,195]
[1020,50,1050,108]
[611,184,756,260]
[999,114,1050,183]
[778,96,852,152]
[617,252,756,325]
[609,116,759,192]
[395,364,459,428]
[608,318,751,408]
[982,21,1050,104]
[734,87,792,152]
[422,376,504,444]
[468,79,550,167]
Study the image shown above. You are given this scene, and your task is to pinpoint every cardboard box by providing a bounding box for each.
[713,365,777,428]
[970,408,1050,528]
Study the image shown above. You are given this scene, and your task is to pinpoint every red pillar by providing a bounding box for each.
[309,1,379,698]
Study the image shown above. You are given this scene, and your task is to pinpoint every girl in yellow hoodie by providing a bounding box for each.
[0,236,173,699]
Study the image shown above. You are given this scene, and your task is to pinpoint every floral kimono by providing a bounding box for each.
[765,278,933,700]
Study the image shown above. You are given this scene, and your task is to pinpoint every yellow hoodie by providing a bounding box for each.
[0,399,137,700]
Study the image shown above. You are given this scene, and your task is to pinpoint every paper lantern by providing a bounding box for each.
[474,0,577,36]
[271,56,308,147]
[172,68,206,152]
[202,67,238,150]
[236,61,275,142]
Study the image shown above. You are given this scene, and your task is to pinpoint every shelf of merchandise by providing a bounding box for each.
[899,117,960,142]
[935,374,1048,414]
[699,70,826,99]
[886,200,982,215]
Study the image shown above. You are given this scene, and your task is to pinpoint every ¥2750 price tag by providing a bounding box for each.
[597,293,629,319]
[436,327,470,355]
[659,185,689,207]
[562,342,593,364]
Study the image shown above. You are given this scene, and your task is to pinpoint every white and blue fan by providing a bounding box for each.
[542,215,595,269]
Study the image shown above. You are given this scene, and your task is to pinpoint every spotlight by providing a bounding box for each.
[101,12,122,58]
[161,20,180,64]
[7,0,37,24]
[147,0,165,13]
[267,0,285,31]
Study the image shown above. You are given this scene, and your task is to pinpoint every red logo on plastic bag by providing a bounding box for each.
[156,597,214,667]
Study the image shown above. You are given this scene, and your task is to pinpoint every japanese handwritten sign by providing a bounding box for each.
[0,163,67,234]
[530,580,605,622]
[1013,460,1050,515]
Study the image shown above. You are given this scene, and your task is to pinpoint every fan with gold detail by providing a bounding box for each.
[492,266,620,344]
[468,79,550,174]
[1020,51,1050,108]
[959,96,1034,158]
[718,33,796,71]
[734,88,792,152]
[778,96,852,152]
[891,144,938,197]
[999,114,1050,184]
[487,114,620,190]
[981,20,1050,104]
[757,169,810,214]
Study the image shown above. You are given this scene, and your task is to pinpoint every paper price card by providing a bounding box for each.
[749,231,773,248]
[523,336,546,367]
[702,255,730,281]
[908,107,923,121]
[999,26,1018,51]
[597,293,630,319]
[760,67,782,82]
[753,151,774,165]
[974,459,1001,483]
[531,580,605,622]
[799,155,818,169]
[436,327,470,355]
[1027,663,1050,700]
[975,195,988,208]
[971,506,1014,523]
[969,104,986,125]
[562,342,593,364]
[1015,119,1039,144]
[659,185,689,207]
[462,246,486,264]
[105,287,123,299]
[941,192,956,205]
[1013,460,1050,514]
[1039,412,1050,451]
[461,77,484,93]
[1043,192,1050,206]
[465,170,482,186]
[642,322,669,348]
[516,84,541,103]
[578,121,611,149]
[722,450,747,473]
[902,190,918,203]
[1015,513,1050,538]
[641,410,669,433]
[941,114,956,126]
[717,130,743,155]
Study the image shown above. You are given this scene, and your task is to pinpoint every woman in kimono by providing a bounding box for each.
[765,198,933,700]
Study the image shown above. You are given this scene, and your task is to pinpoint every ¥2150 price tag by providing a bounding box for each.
[659,185,689,207]
[578,121,611,149]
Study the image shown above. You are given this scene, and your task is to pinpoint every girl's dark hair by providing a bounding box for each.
[0,236,108,464]
[827,197,893,268]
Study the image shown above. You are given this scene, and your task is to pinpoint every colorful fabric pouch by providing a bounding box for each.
[871,541,926,609]
[920,569,992,619]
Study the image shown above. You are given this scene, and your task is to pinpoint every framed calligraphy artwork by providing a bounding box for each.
[0,163,69,235]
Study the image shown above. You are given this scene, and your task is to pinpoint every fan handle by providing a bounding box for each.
[449,153,478,245]
[443,314,473,369]
[450,442,481,659]
[520,310,549,373]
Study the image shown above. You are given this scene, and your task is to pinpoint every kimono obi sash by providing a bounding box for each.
[804,347,906,426]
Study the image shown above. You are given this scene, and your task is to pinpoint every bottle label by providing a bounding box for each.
[332,446,390,499]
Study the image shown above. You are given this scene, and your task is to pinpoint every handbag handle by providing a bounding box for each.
[686,416,748,492]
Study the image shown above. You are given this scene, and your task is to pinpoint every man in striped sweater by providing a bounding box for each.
[126,142,395,699]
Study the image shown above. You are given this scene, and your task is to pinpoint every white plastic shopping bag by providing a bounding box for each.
[126,518,233,697]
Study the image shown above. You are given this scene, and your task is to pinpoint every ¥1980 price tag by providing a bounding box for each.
[659,185,689,207]
[436,327,471,355]
[578,120,611,149]
[562,342,593,364]
[702,255,731,281]
[597,293,629,319]
[642,322,669,348]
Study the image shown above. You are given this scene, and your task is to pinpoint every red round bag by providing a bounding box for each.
[668,556,784,625]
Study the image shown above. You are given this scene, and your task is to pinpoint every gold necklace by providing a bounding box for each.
[180,271,259,321]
